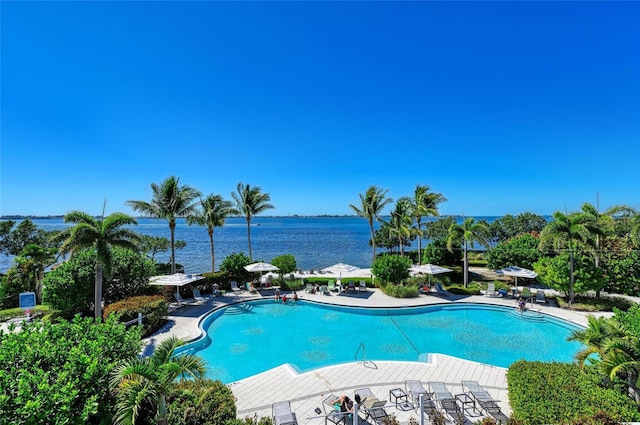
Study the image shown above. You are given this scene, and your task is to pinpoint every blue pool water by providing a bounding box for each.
[177,301,584,383]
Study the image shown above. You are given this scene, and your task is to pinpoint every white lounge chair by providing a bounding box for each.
[230,280,243,294]
[192,289,208,303]
[359,280,367,292]
[272,400,298,425]
[428,381,464,422]
[174,292,196,306]
[405,380,428,409]
[485,282,497,297]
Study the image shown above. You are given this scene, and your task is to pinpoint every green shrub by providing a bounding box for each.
[507,361,640,425]
[0,315,142,425]
[280,279,304,291]
[271,254,297,276]
[371,254,411,284]
[0,304,52,322]
[167,379,237,425]
[103,295,168,337]
[380,282,418,298]
[554,294,634,312]
[446,282,483,295]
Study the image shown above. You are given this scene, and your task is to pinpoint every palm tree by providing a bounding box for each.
[187,194,235,272]
[407,185,447,264]
[110,336,207,425]
[446,217,489,288]
[386,198,414,256]
[350,186,393,264]
[127,176,201,274]
[57,210,139,321]
[231,182,274,260]
[539,210,589,305]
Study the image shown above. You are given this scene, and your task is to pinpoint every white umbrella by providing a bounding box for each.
[494,266,538,286]
[409,263,453,285]
[244,262,279,273]
[321,262,360,279]
[149,273,204,295]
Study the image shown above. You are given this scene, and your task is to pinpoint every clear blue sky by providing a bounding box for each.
[2,1,639,218]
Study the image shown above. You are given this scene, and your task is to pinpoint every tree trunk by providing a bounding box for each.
[417,219,422,265]
[246,218,252,260]
[369,219,376,265]
[157,394,169,425]
[95,262,103,322]
[169,221,176,274]
[463,241,469,288]
[569,249,575,306]
[209,227,215,272]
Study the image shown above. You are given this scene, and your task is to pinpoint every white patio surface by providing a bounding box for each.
[143,282,612,424]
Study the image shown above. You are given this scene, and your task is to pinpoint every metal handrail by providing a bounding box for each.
[354,342,366,364]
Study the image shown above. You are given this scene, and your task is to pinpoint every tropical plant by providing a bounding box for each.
[487,212,547,245]
[0,219,54,256]
[219,252,253,284]
[6,243,57,304]
[371,254,411,284]
[446,217,489,287]
[0,315,142,425]
[231,182,274,260]
[539,210,590,305]
[422,239,459,266]
[110,336,207,425]
[271,254,297,277]
[166,379,237,425]
[385,198,414,256]
[533,252,605,298]
[350,185,393,264]
[485,234,542,270]
[187,193,235,272]
[424,217,457,242]
[127,176,202,274]
[55,210,139,321]
[405,185,446,264]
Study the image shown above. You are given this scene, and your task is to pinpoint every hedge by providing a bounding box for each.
[507,361,640,425]
[103,295,168,337]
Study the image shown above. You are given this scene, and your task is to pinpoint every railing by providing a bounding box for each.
[355,342,366,364]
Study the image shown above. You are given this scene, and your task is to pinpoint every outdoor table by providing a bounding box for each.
[389,388,410,410]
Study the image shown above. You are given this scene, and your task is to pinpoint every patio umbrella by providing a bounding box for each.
[149,273,204,296]
[409,263,453,285]
[321,262,360,279]
[244,262,279,275]
[494,266,538,286]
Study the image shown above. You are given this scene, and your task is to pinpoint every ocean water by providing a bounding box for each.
[0,216,500,274]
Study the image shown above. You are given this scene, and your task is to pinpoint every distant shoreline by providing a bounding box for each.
[0,214,505,220]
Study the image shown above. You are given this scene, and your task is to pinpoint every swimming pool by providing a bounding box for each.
[176,300,584,383]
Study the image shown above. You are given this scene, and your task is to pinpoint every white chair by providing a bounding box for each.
[230,281,243,294]
[485,282,497,297]
[359,280,367,292]
[192,289,207,303]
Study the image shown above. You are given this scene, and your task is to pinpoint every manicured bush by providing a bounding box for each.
[446,282,483,295]
[103,295,168,336]
[271,254,297,276]
[553,294,634,312]
[371,254,411,284]
[0,304,52,322]
[0,315,142,425]
[507,361,640,425]
[166,379,237,425]
[380,283,418,298]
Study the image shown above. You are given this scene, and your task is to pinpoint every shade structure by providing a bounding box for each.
[409,263,453,284]
[494,266,538,286]
[149,273,204,295]
[244,262,279,273]
[321,262,360,279]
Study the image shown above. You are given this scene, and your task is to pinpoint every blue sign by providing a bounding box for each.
[19,292,36,309]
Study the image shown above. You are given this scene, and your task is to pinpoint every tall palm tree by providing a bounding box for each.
[57,210,139,321]
[539,210,589,305]
[350,186,393,264]
[407,185,447,264]
[231,182,274,260]
[386,198,414,256]
[446,217,489,288]
[187,194,236,272]
[127,176,201,274]
[110,336,207,425]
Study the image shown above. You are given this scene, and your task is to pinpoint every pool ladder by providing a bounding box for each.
[355,342,366,365]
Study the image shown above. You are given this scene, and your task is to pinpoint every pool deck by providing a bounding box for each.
[143,286,614,424]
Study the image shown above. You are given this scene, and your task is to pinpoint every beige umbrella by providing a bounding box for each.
[409,263,453,285]
[149,273,204,296]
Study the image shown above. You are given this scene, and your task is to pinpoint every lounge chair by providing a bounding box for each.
[485,282,497,297]
[428,381,464,422]
[192,289,208,303]
[322,394,346,425]
[359,280,367,292]
[462,381,509,423]
[230,280,244,294]
[174,292,196,306]
[404,380,428,409]
[272,400,298,425]
[535,290,547,305]
[433,283,448,297]
[305,283,314,293]
[327,280,337,292]
[320,285,329,295]
[347,281,356,293]
[354,388,388,424]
